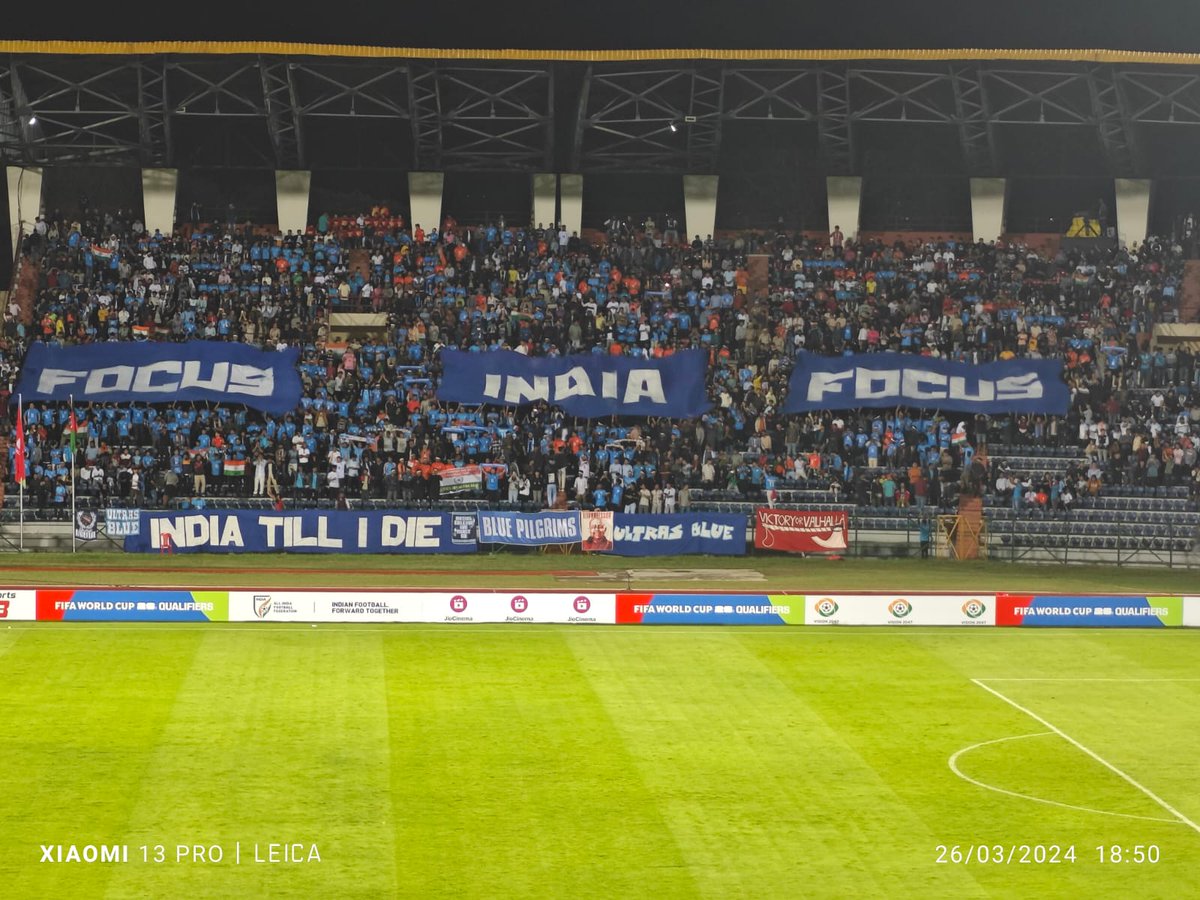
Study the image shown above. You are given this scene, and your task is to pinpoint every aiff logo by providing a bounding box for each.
[450,595,468,613]
[962,599,986,619]
[815,598,838,617]
[254,594,273,618]
[889,598,913,618]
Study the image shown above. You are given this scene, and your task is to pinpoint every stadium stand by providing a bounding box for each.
[2,206,1198,558]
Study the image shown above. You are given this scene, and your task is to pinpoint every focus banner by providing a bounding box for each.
[16,340,302,415]
[784,352,1069,415]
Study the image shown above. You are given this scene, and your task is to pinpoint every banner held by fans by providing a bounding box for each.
[784,352,1069,414]
[755,509,849,554]
[16,341,303,416]
[437,348,711,418]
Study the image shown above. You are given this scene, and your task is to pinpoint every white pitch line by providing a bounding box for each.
[948,732,1180,824]
[972,678,1200,836]
[979,681,1200,686]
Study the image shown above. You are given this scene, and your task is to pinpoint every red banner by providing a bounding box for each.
[754,509,848,553]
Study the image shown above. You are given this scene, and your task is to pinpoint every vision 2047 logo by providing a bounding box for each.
[254,594,273,618]
[962,599,987,619]
[814,598,839,618]
[888,598,913,619]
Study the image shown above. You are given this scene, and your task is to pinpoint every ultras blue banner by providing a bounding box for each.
[125,510,478,554]
[437,348,711,418]
[16,341,303,416]
[783,352,1069,414]
[610,514,747,556]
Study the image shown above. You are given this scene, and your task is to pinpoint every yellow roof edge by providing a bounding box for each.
[2,41,1200,65]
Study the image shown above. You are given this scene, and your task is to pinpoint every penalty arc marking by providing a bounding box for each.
[948,732,1180,824]
[971,678,1200,836]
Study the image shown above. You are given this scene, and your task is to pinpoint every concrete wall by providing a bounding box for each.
[969,177,1007,243]
[407,172,444,236]
[559,174,583,237]
[6,165,43,254]
[275,170,311,234]
[826,176,862,242]
[532,173,557,229]
[683,175,719,242]
[1115,178,1152,248]
[141,168,178,235]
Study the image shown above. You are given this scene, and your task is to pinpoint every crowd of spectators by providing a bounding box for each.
[3,201,1199,516]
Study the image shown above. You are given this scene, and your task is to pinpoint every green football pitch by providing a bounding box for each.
[1,554,1198,897]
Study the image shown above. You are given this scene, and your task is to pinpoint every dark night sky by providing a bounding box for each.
[6,1,1200,53]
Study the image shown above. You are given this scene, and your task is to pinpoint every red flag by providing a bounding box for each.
[14,399,26,486]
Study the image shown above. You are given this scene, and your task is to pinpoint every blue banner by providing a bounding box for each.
[17,341,302,416]
[783,352,1069,414]
[437,348,711,418]
[610,514,747,556]
[477,510,582,546]
[125,510,477,554]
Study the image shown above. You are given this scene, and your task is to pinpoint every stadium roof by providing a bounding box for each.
[6,1,1200,176]
[6,0,1200,56]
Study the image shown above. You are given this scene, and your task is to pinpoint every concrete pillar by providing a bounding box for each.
[969,177,1007,243]
[141,168,178,236]
[559,174,583,238]
[683,174,719,243]
[6,165,43,254]
[1115,178,1151,249]
[407,172,444,237]
[275,170,311,234]
[825,176,862,242]
[532,173,557,229]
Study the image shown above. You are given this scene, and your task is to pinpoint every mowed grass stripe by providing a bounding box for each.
[0,629,202,899]
[101,630,397,900]
[384,631,698,899]
[566,631,991,898]
[747,630,1200,897]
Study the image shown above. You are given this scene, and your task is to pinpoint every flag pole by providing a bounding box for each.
[70,394,77,553]
[16,394,24,552]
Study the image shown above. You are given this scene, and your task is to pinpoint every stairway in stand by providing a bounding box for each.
[1178,260,1200,323]
[746,254,770,299]
[347,248,372,281]
[954,494,985,560]
[13,256,39,326]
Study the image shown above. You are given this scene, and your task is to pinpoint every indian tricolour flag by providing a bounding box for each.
[132,324,150,339]
[224,458,247,477]
[439,465,482,494]
[91,243,115,262]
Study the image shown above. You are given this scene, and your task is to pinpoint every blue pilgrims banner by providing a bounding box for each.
[609,514,747,556]
[17,341,303,416]
[477,510,583,546]
[437,348,711,419]
[125,510,478,554]
[783,352,1070,415]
